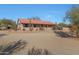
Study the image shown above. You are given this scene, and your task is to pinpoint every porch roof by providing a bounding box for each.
[18,19,54,25]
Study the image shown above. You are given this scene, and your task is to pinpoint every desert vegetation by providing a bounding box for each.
[64,5,79,38]
[53,5,79,38]
[0,18,17,30]
[28,47,51,55]
[0,38,51,55]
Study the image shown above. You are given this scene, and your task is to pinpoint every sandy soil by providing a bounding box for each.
[0,30,79,55]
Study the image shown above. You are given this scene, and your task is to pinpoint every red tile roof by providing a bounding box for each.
[18,19,54,25]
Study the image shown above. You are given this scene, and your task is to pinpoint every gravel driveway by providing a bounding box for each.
[0,30,79,55]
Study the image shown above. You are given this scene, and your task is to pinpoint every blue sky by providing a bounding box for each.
[0,4,73,23]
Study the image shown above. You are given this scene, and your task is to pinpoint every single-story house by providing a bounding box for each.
[17,18,55,31]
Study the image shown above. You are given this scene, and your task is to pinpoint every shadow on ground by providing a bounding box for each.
[54,31,72,38]
[0,40,27,55]
[0,34,8,37]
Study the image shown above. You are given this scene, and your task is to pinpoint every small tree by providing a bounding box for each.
[65,6,79,37]
[58,23,67,27]
[0,18,17,30]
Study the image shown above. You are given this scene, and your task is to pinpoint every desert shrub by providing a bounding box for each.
[28,47,51,55]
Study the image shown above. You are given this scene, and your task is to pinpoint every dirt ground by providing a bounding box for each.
[0,30,79,55]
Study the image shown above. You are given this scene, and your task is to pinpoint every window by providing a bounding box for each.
[24,24,29,27]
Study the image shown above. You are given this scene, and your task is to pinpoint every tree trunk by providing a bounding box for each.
[76,31,79,38]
